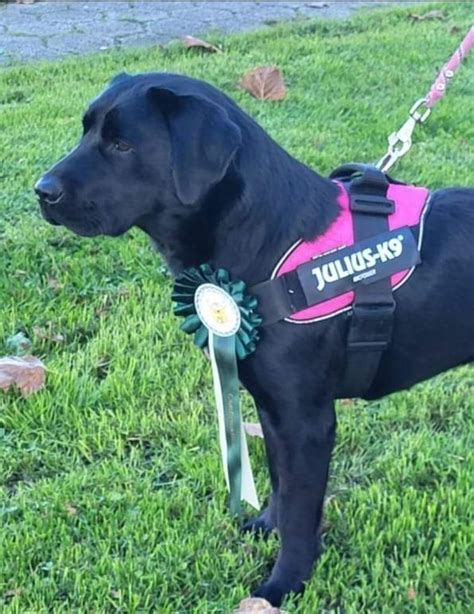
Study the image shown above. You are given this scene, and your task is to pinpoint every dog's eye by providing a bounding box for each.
[113,139,132,153]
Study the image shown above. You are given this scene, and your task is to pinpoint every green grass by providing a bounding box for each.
[0,2,473,612]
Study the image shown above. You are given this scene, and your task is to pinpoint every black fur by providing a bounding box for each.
[35,73,474,606]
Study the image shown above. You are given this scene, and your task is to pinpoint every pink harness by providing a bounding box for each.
[273,182,430,323]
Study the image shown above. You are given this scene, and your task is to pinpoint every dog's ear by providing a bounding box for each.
[109,72,130,87]
[147,86,242,206]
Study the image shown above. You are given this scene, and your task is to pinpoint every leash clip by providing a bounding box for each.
[409,97,431,124]
[377,98,431,173]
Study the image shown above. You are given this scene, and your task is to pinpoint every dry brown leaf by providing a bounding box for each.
[239,66,286,101]
[47,276,64,290]
[181,35,221,53]
[126,434,144,443]
[243,422,264,438]
[339,398,354,407]
[407,585,417,600]
[4,588,22,599]
[0,356,46,397]
[33,325,64,344]
[234,597,284,613]
[64,503,79,516]
[409,10,446,22]
[242,542,253,556]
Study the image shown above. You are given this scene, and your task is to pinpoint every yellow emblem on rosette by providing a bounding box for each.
[194,284,241,337]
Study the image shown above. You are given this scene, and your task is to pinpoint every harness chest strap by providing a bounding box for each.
[336,165,397,398]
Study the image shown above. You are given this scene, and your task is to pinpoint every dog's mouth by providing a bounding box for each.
[38,199,104,237]
[39,202,61,226]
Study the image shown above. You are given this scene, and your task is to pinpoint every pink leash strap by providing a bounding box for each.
[425,27,474,108]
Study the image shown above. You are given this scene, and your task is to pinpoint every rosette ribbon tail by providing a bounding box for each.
[208,331,260,517]
[172,265,262,518]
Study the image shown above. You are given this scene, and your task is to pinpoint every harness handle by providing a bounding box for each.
[377,27,474,173]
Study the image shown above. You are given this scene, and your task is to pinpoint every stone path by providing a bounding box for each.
[0,1,410,66]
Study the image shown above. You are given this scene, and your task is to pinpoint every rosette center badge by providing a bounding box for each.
[194,284,241,337]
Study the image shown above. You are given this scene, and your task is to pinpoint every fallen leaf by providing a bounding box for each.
[181,35,221,53]
[244,422,264,438]
[126,434,144,444]
[95,356,111,380]
[339,398,354,407]
[306,2,329,8]
[64,503,79,516]
[239,66,286,101]
[409,10,446,22]
[242,542,253,556]
[234,597,284,613]
[33,325,64,344]
[116,287,130,298]
[4,588,22,599]
[6,332,32,355]
[407,585,417,600]
[0,356,46,397]
[47,277,64,290]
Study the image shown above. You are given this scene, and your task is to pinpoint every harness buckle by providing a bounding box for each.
[348,301,396,352]
[350,193,395,215]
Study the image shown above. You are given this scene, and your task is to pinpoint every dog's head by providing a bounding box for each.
[35,73,242,238]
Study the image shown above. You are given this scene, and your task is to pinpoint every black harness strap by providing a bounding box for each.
[250,269,307,325]
[330,164,396,397]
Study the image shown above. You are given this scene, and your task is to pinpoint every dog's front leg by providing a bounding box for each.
[253,398,336,607]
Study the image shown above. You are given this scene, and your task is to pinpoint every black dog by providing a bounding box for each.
[35,72,474,606]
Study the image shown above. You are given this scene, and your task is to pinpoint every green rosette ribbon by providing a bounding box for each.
[173,264,262,359]
[172,264,262,517]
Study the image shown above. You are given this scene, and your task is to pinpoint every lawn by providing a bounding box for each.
[0,2,473,612]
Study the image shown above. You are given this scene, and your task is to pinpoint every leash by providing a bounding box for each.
[377,27,474,173]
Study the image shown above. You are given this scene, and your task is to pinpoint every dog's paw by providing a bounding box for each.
[252,578,303,608]
[252,568,306,607]
[241,506,276,537]
[252,581,284,607]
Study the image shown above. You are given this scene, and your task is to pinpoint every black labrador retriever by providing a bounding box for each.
[35,72,474,606]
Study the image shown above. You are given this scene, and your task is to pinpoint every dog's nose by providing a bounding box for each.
[34,175,64,205]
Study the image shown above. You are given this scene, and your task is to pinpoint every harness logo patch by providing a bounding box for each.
[297,227,420,306]
[312,234,405,292]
